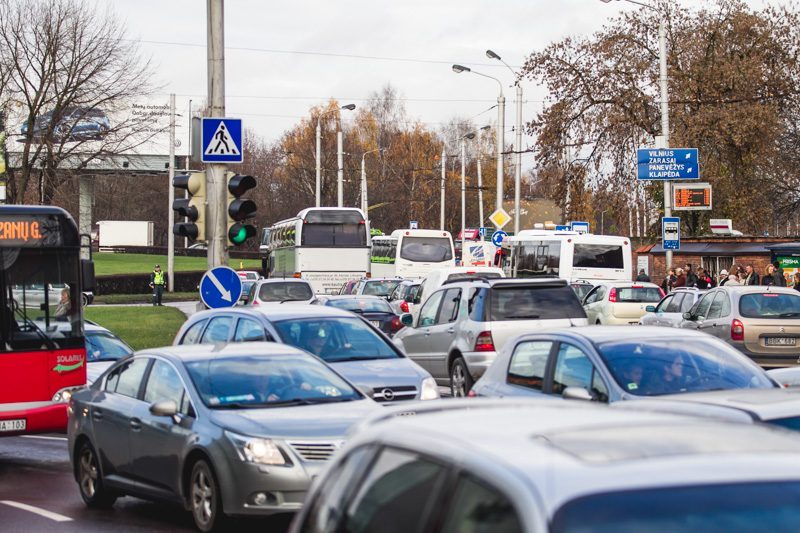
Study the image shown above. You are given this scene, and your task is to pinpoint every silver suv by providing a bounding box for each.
[393,278,588,396]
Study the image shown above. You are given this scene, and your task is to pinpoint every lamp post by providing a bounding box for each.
[360,148,383,215]
[316,103,355,208]
[601,0,670,266]
[460,136,467,248]
[440,147,446,230]
[486,49,523,234]
[452,64,505,214]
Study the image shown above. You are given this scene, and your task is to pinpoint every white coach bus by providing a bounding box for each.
[500,229,632,282]
[267,207,370,293]
[370,229,455,279]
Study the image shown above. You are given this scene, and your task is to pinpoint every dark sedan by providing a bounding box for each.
[68,342,379,532]
[312,295,405,337]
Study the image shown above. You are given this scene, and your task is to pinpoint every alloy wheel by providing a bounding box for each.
[451,362,466,397]
[79,447,98,499]
[191,464,216,531]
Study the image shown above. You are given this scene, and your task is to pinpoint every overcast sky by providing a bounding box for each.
[103,0,779,158]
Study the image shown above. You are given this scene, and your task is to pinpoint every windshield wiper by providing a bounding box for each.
[279,298,309,304]
[327,356,392,362]
[778,312,800,318]
[504,314,541,319]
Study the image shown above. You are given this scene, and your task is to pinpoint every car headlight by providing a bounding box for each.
[225,431,286,465]
[52,386,85,403]
[419,377,440,401]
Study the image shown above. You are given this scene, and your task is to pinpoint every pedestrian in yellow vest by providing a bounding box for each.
[149,264,168,306]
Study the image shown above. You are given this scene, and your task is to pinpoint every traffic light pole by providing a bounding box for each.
[167,93,175,292]
[207,0,227,268]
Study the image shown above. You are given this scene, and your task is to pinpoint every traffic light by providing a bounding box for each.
[226,172,257,246]
[172,171,206,241]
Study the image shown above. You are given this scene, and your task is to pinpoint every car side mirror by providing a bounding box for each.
[645,305,656,313]
[682,311,693,320]
[150,400,178,419]
[400,313,413,327]
[562,386,595,402]
[243,332,266,342]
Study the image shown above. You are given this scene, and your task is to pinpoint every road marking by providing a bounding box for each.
[20,435,67,441]
[0,501,73,522]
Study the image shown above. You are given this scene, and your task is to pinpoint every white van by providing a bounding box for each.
[411,266,505,320]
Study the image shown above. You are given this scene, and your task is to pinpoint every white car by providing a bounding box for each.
[290,399,800,533]
[411,266,504,321]
[246,278,315,305]
[582,281,664,325]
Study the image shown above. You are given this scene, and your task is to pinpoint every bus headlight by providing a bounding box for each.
[52,386,85,403]
[420,377,440,400]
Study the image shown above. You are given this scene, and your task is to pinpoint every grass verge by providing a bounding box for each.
[95,252,261,276]
[84,306,187,350]
[92,292,198,305]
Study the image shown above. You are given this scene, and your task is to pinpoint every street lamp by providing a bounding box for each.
[486,49,524,235]
[360,148,383,215]
[452,64,505,215]
[600,0,671,266]
[316,103,356,208]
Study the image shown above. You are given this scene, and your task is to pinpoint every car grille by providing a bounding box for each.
[288,441,340,462]
[372,385,418,403]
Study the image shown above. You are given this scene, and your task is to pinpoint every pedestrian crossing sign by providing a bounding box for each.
[201,118,243,163]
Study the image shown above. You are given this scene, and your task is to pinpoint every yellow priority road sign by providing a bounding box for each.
[489,208,511,230]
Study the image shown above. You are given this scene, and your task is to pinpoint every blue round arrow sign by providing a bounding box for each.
[491,230,508,247]
[200,266,242,308]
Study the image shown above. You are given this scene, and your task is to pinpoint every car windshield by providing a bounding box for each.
[273,317,400,362]
[490,286,586,320]
[551,481,800,532]
[185,354,361,408]
[258,282,313,302]
[399,236,453,262]
[326,298,393,314]
[597,337,774,396]
[362,279,401,296]
[85,332,133,362]
[739,292,800,318]
[614,286,663,303]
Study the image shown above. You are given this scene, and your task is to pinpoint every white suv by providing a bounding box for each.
[582,281,664,325]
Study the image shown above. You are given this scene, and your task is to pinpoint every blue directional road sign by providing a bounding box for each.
[491,230,508,247]
[555,225,571,231]
[637,148,699,180]
[202,118,243,163]
[200,266,242,308]
[662,217,681,250]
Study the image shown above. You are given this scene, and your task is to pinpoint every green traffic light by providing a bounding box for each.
[231,225,247,244]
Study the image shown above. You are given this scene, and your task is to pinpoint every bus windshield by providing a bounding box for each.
[513,240,561,277]
[400,236,453,262]
[1,247,83,351]
[301,210,367,247]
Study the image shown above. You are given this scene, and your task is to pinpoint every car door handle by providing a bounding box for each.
[423,328,431,337]
[129,418,142,431]
[447,327,455,334]
[91,410,103,421]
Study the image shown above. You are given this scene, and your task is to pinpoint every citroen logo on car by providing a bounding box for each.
[382,388,395,401]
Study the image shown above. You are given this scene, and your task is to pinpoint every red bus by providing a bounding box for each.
[0,206,93,436]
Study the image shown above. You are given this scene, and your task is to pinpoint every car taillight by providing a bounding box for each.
[292,272,301,279]
[400,300,409,313]
[731,319,744,341]
[467,389,477,398]
[474,331,495,352]
[608,288,617,303]
[390,316,404,332]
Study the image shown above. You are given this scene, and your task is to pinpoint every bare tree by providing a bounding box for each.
[0,0,159,204]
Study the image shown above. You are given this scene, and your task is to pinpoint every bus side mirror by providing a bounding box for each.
[81,259,96,293]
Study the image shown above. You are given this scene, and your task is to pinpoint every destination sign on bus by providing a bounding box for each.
[673,183,712,211]
[0,215,62,246]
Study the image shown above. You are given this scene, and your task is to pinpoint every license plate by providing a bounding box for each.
[766,337,796,346]
[0,419,26,432]
[370,321,382,328]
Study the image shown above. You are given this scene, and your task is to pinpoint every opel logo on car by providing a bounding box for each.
[382,388,395,401]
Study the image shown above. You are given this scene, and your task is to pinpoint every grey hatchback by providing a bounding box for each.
[67,342,379,532]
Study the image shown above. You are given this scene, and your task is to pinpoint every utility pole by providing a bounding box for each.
[658,20,672,270]
[496,94,505,213]
[167,93,176,292]
[513,83,522,234]
[460,140,466,248]
[440,148,446,231]
[315,120,322,207]
[337,131,344,207]
[206,0,227,268]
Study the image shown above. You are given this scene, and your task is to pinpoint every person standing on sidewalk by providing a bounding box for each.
[150,264,168,306]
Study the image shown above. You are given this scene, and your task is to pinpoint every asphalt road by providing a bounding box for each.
[0,435,293,532]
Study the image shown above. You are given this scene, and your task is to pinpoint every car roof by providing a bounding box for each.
[319,295,385,300]
[512,325,712,344]
[138,341,308,362]
[254,278,311,285]
[718,285,800,294]
[442,277,568,289]
[363,277,402,282]
[351,399,800,514]
[596,281,661,288]
[189,303,357,322]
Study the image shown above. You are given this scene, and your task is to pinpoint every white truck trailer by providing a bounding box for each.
[97,220,154,248]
